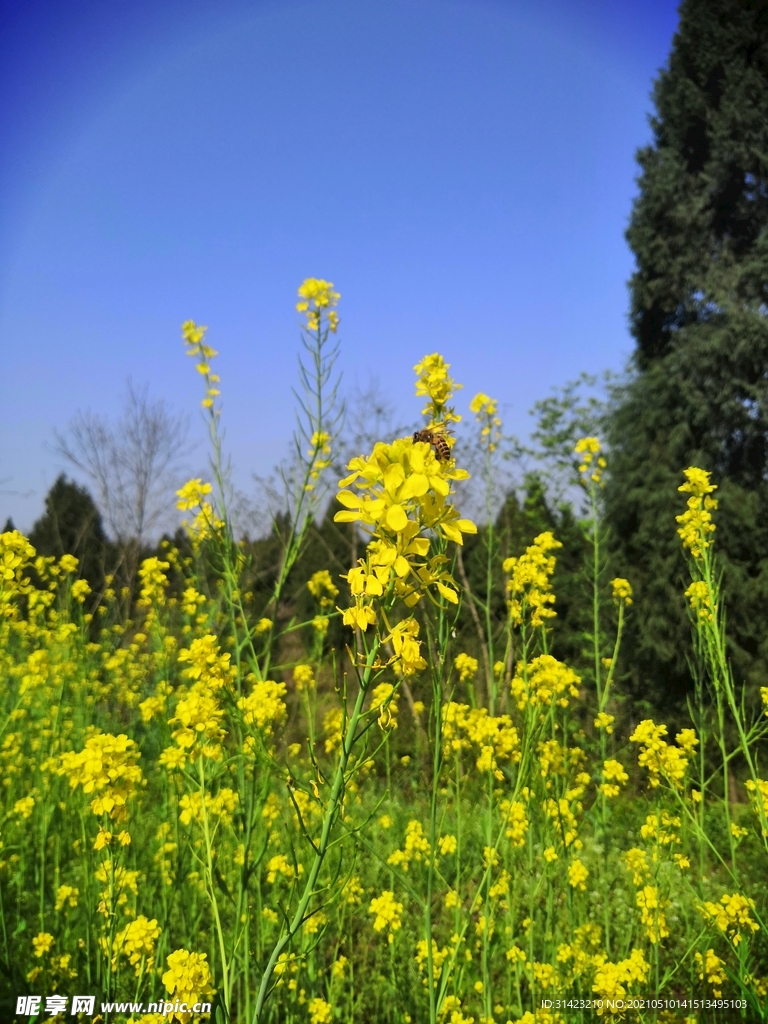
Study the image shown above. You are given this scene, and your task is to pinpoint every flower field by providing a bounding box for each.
[3,282,768,1024]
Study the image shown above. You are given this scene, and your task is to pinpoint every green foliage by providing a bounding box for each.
[605,0,768,706]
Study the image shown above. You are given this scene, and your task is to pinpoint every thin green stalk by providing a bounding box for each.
[252,639,380,1022]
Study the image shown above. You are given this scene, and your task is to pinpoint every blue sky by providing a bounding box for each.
[0,0,680,532]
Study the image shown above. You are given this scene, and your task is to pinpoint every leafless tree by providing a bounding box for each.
[334,375,414,473]
[54,381,192,548]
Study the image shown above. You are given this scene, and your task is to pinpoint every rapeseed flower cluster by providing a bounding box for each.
[567,858,589,891]
[676,466,718,558]
[237,678,288,733]
[698,893,759,945]
[0,530,37,615]
[574,437,606,486]
[369,890,404,942]
[636,885,670,943]
[387,819,431,870]
[591,949,650,1012]
[176,479,223,543]
[108,915,162,975]
[58,733,143,822]
[629,720,697,789]
[746,777,768,834]
[598,759,628,798]
[335,434,475,621]
[469,391,502,452]
[454,652,478,682]
[684,579,715,621]
[179,788,239,826]
[695,948,727,996]
[511,655,580,711]
[442,701,520,776]
[182,321,221,413]
[369,682,399,729]
[610,577,632,605]
[414,352,462,423]
[296,278,340,333]
[137,557,169,608]
[308,997,333,1024]
[504,532,562,628]
[161,948,215,1022]
[307,569,339,608]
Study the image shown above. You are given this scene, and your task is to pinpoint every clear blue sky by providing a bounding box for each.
[0,0,680,532]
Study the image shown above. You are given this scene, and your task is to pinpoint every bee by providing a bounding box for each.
[413,423,453,462]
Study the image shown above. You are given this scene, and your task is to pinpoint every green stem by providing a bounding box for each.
[252,639,380,1022]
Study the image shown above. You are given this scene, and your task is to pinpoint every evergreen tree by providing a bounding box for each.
[29,475,111,591]
[605,0,768,705]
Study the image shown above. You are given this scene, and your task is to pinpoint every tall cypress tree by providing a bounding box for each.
[605,0,768,705]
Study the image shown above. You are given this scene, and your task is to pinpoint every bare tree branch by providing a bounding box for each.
[54,380,192,546]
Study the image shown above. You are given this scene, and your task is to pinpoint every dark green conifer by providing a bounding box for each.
[29,475,111,592]
[606,0,768,704]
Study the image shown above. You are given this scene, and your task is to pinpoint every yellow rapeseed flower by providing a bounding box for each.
[685,579,715,622]
[387,819,430,870]
[599,758,628,798]
[414,353,462,421]
[511,654,580,711]
[636,885,670,943]
[296,278,340,333]
[175,479,223,541]
[504,532,562,628]
[594,712,615,735]
[470,392,502,452]
[109,915,162,975]
[385,617,427,676]
[575,436,606,486]
[676,467,717,558]
[323,707,344,754]
[698,892,759,945]
[369,682,399,729]
[137,557,169,608]
[567,858,588,891]
[610,577,632,605]
[58,734,143,822]
[307,569,339,608]
[369,890,404,942]
[629,719,692,789]
[454,652,479,682]
[592,949,650,1011]
[161,948,215,1022]
[32,932,54,957]
[55,885,79,911]
[308,997,333,1024]
[695,948,726,997]
[439,834,458,856]
[14,795,35,819]
[237,679,288,733]
[334,433,475,621]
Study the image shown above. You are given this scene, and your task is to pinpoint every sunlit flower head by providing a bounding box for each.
[182,321,221,412]
[469,392,502,451]
[574,436,606,486]
[414,352,462,422]
[611,577,632,606]
[676,467,718,559]
[296,278,340,332]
